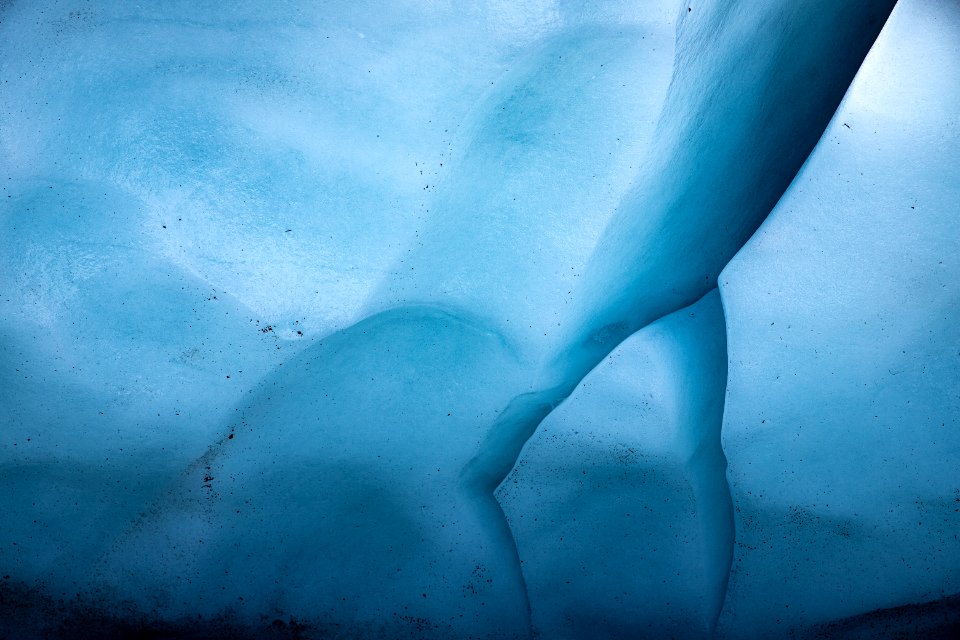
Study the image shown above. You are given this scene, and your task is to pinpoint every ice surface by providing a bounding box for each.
[1,0,958,638]
[717,1,960,634]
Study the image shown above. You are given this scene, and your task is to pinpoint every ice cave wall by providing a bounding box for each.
[1,0,958,638]
[499,1,960,637]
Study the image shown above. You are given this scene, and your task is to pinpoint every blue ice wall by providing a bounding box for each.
[1,1,958,638]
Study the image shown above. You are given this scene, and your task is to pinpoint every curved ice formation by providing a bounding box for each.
[4,0,958,638]
[98,306,533,637]
[95,1,895,636]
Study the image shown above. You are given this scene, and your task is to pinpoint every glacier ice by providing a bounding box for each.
[1,0,959,638]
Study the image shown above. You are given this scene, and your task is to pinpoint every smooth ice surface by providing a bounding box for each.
[1,1,958,638]
[718,1,960,635]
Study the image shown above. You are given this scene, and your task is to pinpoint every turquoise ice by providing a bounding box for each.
[1,1,958,638]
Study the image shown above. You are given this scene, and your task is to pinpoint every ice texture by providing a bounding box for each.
[1,0,958,638]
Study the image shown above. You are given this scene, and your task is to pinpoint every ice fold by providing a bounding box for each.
[5,1,958,639]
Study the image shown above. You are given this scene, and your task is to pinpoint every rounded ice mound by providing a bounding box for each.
[98,305,533,639]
